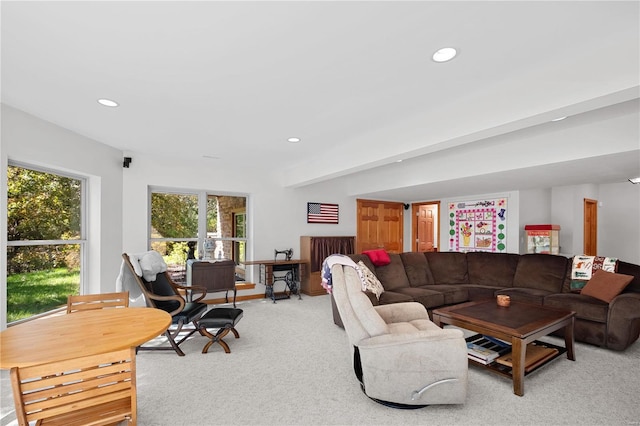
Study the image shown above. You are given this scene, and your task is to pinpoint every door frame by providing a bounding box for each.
[411,201,441,252]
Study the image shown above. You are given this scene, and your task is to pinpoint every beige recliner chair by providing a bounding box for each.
[331,263,468,407]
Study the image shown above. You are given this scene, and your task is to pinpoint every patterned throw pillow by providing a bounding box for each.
[357,261,384,300]
[570,255,617,292]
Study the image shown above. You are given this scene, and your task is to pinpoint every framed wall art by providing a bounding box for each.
[307,202,339,224]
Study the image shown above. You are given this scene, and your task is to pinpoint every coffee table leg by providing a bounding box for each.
[511,338,526,396]
[565,317,576,361]
[432,314,442,328]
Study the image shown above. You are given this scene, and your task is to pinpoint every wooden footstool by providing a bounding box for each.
[197,308,243,354]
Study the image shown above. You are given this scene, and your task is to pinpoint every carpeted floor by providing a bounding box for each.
[2,294,639,425]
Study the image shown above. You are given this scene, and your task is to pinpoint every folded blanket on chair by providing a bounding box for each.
[126,251,168,282]
[321,254,365,294]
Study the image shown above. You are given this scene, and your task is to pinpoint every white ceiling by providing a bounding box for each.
[2,1,639,200]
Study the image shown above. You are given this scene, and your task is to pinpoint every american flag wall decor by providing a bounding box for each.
[307,202,339,224]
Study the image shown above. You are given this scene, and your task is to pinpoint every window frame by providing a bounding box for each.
[148,187,249,273]
[6,161,88,322]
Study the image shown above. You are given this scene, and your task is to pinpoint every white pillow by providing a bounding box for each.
[357,261,384,300]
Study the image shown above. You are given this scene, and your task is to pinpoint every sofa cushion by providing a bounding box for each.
[393,287,445,308]
[372,253,411,291]
[421,285,469,305]
[493,287,552,305]
[425,252,469,284]
[362,249,391,266]
[400,252,435,287]
[378,291,414,305]
[512,254,568,293]
[467,252,519,287]
[349,254,376,272]
[580,270,634,303]
[544,293,609,323]
[459,284,504,301]
[357,261,385,300]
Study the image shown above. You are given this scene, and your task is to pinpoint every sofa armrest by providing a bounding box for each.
[374,302,430,324]
[606,292,640,350]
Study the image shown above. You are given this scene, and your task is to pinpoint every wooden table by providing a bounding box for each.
[432,299,575,396]
[0,307,171,369]
[242,259,308,302]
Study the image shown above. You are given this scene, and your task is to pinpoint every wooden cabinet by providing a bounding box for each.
[300,236,355,296]
[187,260,236,299]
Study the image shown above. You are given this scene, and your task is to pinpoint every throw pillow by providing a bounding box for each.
[580,269,634,303]
[357,260,385,300]
[362,249,391,266]
[570,255,617,292]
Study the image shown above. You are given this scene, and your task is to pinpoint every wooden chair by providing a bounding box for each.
[66,291,129,314]
[10,347,136,426]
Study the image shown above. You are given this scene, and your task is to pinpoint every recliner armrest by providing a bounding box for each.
[374,302,430,324]
[359,327,465,348]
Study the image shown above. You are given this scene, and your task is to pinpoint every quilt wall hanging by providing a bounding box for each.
[448,198,507,252]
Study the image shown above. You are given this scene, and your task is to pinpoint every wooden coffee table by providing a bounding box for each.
[432,299,575,396]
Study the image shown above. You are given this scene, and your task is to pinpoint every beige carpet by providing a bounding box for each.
[2,294,639,425]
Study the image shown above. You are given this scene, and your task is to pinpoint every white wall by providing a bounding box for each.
[551,184,598,256]
[597,182,640,262]
[518,188,552,252]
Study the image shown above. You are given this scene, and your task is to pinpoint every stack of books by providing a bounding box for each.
[496,343,559,372]
[466,335,511,364]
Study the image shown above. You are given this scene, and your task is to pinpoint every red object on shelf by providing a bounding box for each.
[524,224,561,231]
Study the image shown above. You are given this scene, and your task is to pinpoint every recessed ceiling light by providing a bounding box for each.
[432,47,457,63]
[97,98,119,107]
[551,116,567,122]
[629,177,640,184]
[288,137,301,143]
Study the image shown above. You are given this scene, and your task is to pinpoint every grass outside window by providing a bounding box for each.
[7,268,80,323]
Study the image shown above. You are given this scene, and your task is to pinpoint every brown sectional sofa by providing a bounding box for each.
[331,252,640,351]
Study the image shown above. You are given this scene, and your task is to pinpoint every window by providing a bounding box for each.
[149,189,247,280]
[6,164,86,323]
